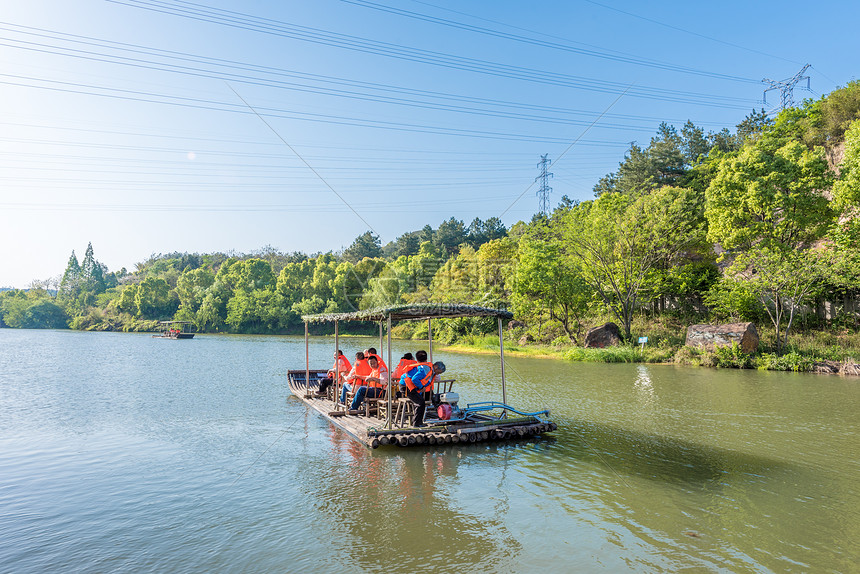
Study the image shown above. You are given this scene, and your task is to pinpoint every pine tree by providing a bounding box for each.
[58,251,81,302]
[80,242,106,295]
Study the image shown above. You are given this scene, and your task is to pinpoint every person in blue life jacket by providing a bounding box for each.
[399,350,445,427]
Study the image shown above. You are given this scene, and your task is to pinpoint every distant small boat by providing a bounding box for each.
[152,321,196,339]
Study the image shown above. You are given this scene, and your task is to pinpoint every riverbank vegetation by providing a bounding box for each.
[2,83,859,372]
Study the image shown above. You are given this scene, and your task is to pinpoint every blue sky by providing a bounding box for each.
[1,0,857,287]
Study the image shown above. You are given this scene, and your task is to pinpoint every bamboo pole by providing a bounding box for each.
[386,314,393,429]
[428,318,433,363]
[334,321,341,410]
[305,320,310,396]
[499,317,507,409]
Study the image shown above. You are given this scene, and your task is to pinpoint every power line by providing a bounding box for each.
[0,22,756,119]
[339,0,760,84]
[225,82,379,235]
[582,0,801,66]
[102,1,759,108]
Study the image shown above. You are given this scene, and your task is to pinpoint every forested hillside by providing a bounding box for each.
[3,83,859,356]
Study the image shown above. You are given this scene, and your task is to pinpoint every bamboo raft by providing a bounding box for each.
[287,369,556,448]
[288,304,556,449]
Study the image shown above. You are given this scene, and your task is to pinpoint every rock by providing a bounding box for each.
[685,323,759,353]
[508,320,526,330]
[517,333,534,346]
[584,322,621,348]
[841,362,860,376]
[812,361,841,374]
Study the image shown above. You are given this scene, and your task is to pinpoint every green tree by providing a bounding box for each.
[116,284,139,315]
[833,119,860,216]
[706,132,834,352]
[435,217,467,256]
[514,236,590,343]
[80,242,107,296]
[175,267,215,322]
[342,231,382,263]
[135,277,173,319]
[58,251,81,309]
[408,241,445,288]
[564,186,705,339]
[706,139,832,252]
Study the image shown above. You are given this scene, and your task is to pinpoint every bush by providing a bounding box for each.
[712,342,754,369]
[757,351,814,372]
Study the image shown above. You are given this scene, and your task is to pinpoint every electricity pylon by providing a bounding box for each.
[535,154,553,216]
[762,64,811,110]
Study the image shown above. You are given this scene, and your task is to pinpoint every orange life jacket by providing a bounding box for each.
[366,367,386,389]
[366,353,388,372]
[394,358,417,379]
[403,362,434,392]
[350,359,372,382]
[330,355,351,378]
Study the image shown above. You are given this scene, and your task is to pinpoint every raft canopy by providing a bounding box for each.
[301,303,513,324]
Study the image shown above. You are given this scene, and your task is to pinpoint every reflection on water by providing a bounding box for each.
[0,330,858,573]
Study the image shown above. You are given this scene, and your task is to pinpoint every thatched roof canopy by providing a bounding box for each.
[302,304,513,323]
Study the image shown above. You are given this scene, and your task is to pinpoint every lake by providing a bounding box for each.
[1,329,858,572]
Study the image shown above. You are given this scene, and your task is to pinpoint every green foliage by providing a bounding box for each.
[756,351,814,372]
[514,233,590,343]
[706,139,833,251]
[0,290,69,329]
[435,217,467,256]
[563,186,706,339]
[712,342,754,369]
[704,277,766,322]
[135,277,174,319]
[563,345,642,363]
[832,119,860,216]
[798,81,860,146]
[342,231,383,263]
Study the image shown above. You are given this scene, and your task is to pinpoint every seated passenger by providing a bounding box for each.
[317,350,351,396]
[393,352,416,379]
[399,353,445,427]
[340,351,370,405]
[349,355,388,411]
[363,347,388,373]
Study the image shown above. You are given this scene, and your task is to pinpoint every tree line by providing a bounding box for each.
[2,82,859,355]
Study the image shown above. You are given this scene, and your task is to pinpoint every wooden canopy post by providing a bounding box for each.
[334,320,341,410]
[499,317,507,408]
[427,318,433,363]
[386,314,393,428]
[378,321,383,357]
[305,320,310,397]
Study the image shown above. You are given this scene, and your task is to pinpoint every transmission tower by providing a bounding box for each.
[762,64,811,110]
[535,154,553,215]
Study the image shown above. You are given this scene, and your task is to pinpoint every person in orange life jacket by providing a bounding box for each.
[363,347,388,373]
[340,351,371,405]
[317,350,351,396]
[393,352,417,398]
[393,353,416,379]
[349,355,388,411]
[399,352,446,427]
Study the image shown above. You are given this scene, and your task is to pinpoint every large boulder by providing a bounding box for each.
[517,333,534,346]
[584,322,621,348]
[685,322,759,353]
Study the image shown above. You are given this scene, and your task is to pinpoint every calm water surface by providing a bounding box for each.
[1,329,858,573]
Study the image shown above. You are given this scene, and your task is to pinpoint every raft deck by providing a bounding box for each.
[288,370,556,449]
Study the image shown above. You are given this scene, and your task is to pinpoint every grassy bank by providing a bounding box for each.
[441,322,860,374]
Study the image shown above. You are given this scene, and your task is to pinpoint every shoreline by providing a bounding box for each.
[440,341,860,376]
